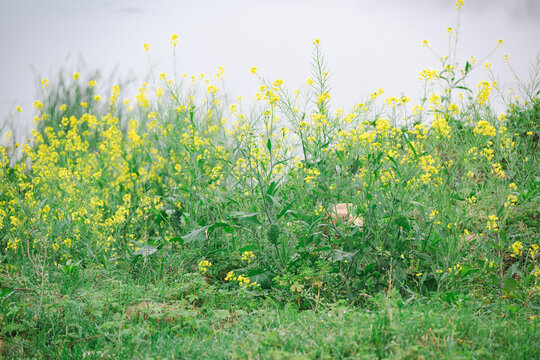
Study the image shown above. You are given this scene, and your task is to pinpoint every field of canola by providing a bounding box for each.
[1,2,539,358]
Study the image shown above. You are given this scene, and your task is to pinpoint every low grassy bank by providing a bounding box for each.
[3,264,539,359]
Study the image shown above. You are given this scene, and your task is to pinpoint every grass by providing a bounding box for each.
[4,264,539,359]
[1,3,539,358]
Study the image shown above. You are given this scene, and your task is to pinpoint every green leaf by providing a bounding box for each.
[209,221,235,233]
[450,193,465,201]
[267,224,280,245]
[455,86,473,93]
[506,262,519,277]
[267,194,282,208]
[250,271,271,287]
[169,237,184,244]
[267,181,277,196]
[374,152,383,165]
[410,250,431,262]
[176,222,235,246]
[238,244,260,252]
[502,276,519,297]
[181,226,210,244]
[230,212,262,226]
[386,155,401,177]
[363,263,376,274]
[394,216,410,231]
[3,323,26,333]
[133,245,158,257]
[277,201,296,219]
[328,249,358,262]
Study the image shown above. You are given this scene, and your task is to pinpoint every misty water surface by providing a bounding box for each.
[1,0,539,137]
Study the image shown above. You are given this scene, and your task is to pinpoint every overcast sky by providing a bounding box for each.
[1,0,539,136]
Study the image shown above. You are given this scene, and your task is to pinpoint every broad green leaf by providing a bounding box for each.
[394,216,410,231]
[209,221,235,233]
[133,245,158,257]
[502,276,518,297]
[181,226,210,244]
[328,249,358,262]
[230,212,262,226]
[267,224,280,245]
[267,181,277,196]
[238,244,260,252]
[267,194,282,208]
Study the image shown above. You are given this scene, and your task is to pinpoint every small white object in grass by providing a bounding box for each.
[330,203,364,227]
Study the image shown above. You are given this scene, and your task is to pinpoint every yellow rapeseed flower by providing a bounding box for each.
[198,259,212,274]
[32,100,44,111]
[529,244,539,258]
[431,114,451,138]
[171,34,179,47]
[473,120,496,136]
[419,69,438,81]
[477,81,494,105]
[509,241,523,257]
[241,251,256,262]
[486,215,499,231]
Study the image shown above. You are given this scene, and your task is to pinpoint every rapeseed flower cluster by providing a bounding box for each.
[241,251,256,263]
[225,271,260,290]
[529,244,539,259]
[486,215,499,232]
[1,22,537,302]
[198,260,212,274]
[473,120,497,137]
[509,241,523,257]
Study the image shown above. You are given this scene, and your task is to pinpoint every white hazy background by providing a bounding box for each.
[1,0,539,137]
